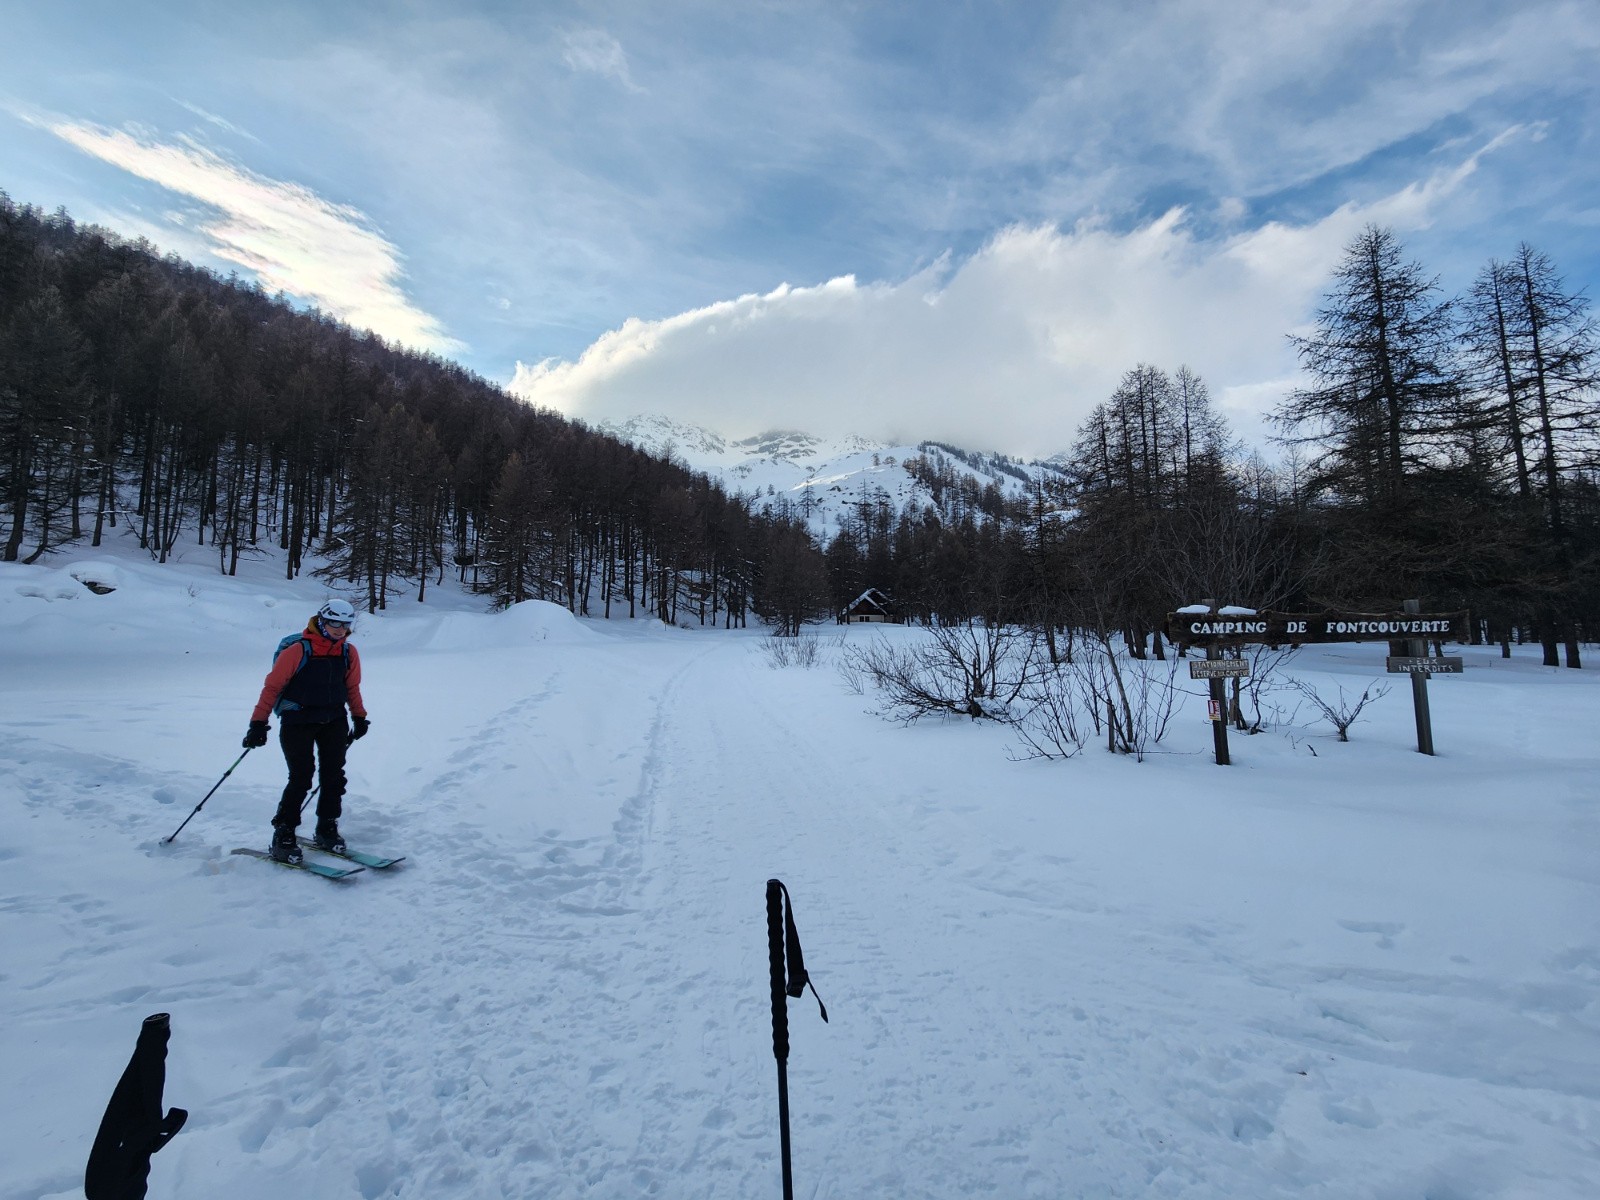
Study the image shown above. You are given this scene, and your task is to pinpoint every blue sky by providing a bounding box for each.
[3,1,1597,456]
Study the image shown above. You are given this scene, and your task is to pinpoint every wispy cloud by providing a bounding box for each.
[172,100,261,143]
[856,0,1597,244]
[37,116,459,354]
[561,29,644,93]
[512,139,1510,458]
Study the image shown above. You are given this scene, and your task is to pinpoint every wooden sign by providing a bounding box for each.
[1189,659,1250,679]
[1167,609,1470,647]
[1386,656,1465,674]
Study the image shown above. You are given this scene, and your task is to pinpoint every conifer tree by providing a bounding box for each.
[753,520,831,636]
[0,287,91,561]
[478,450,554,609]
[1276,225,1459,508]
[1461,244,1600,664]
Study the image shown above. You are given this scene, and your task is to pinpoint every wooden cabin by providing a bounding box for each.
[840,588,898,624]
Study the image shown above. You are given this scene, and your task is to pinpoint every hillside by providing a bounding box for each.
[0,196,798,627]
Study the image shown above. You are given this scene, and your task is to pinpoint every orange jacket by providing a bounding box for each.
[251,621,367,723]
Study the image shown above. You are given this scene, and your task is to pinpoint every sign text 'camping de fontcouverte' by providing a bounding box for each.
[1166,610,1470,647]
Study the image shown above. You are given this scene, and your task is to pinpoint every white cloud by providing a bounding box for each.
[561,29,644,93]
[512,142,1504,459]
[38,118,460,355]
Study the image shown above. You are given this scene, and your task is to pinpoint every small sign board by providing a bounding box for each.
[1206,699,1222,722]
[1189,659,1250,680]
[1386,656,1464,674]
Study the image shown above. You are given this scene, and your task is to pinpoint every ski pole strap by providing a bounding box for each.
[776,880,829,1023]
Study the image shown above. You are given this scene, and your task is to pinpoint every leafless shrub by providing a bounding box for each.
[1075,631,1185,760]
[1250,689,1307,735]
[847,621,1188,761]
[842,623,1044,723]
[1238,644,1302,732]
[1287,676,1391,741]
[837,648,870,694]
[759,631,839,669]
[1010,632,1186,761]
[1008,666,1089,759]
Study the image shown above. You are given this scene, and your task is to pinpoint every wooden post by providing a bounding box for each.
[1404,598,1435,756]
[1202,600,1230,766]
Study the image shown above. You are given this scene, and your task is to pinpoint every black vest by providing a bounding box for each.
[279,650,349,725]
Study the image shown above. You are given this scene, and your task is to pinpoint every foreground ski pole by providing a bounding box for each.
[766,878,828,1200]
[162,749,251,844]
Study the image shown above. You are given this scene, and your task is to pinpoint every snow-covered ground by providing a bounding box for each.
[3,547,1599,1199]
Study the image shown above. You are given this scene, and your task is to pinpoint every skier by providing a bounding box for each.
[243,599,370,864]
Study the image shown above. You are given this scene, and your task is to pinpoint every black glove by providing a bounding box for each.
[243,721,269,749]
[348,716,370,744]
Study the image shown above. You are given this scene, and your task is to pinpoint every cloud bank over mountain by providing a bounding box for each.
[511,142,1505,459]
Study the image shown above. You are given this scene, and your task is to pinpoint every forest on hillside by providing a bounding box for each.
[2,195,1597,665]
[0,193,813,628]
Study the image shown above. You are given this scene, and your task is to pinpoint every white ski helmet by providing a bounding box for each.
[318,598,357,625]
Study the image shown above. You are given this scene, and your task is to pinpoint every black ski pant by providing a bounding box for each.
[272,719,348,830]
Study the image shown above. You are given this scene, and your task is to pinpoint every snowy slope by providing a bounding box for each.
[596,414,1066,537]
[3,547,1600,1198]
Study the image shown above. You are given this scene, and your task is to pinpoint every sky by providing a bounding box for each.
[2,0,1597,457]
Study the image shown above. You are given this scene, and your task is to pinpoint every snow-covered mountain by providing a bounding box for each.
[595,414,1071,536]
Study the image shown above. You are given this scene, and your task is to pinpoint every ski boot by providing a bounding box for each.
[313,822,346,854]
[270,825,303,865]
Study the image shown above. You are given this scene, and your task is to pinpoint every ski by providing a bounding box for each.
[231,847,365,880]
[298,839,406,870]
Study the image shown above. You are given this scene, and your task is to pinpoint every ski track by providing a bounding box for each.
[629,645,1191,1198]
[227,640,729,1199]
[193,634,761,1199]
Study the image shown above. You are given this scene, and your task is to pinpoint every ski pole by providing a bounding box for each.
[162,749,251,844]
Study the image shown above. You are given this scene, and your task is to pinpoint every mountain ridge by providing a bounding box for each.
[594,413,1072,536]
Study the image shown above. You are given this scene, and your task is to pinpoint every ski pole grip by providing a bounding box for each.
[767,878,789,1064]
